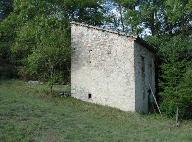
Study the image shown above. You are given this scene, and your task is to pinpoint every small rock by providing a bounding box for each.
[28,81,39,85]
[27,80,43,85]
[58,92,71,97]
[59,92,64,96]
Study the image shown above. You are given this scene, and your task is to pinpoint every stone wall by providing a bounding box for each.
[71,24,136,111]
[134,42,156,113]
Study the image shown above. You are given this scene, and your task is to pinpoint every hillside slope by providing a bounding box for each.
[0,80,191,142]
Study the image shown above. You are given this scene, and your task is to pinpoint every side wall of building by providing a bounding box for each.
[71,24,136,111]
[134,42,156,113]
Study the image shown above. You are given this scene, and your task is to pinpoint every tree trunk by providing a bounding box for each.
[119,4,125,32]
[50,65,54,95]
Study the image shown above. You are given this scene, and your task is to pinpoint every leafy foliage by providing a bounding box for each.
[62,0,105,25]
[0,0,13,20]
[25,18,71,83]
[0,0,105,83]
[149,35,192,118]
[111,0,192,36]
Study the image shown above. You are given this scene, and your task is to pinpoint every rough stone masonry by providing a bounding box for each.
[71,22,156,113]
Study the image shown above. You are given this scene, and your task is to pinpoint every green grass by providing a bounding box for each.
[0,80,192,142]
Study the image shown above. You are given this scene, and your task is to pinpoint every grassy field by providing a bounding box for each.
[0,80,191,142]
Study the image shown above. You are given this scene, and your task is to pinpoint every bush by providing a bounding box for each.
[25,18,71,83]
[158,35,192,118]
[177,70,192,118]
[0,0,71,83]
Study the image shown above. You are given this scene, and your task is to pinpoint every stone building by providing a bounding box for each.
[71,22,156,113]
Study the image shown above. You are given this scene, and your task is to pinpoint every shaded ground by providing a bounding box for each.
[0,80,191,142]
[0,58,16,79]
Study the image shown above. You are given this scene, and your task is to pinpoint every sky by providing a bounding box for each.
[102,0,151,37]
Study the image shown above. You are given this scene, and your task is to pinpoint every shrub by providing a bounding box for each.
[158,35,192,118]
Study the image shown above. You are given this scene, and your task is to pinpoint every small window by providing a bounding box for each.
[88,93,92,99]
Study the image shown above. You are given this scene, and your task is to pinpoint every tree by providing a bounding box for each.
[59,0,105,25]
[110,0,192,36]
[26,19,71,84]
[0,0,13,20]
[157,35,192,118]
[0,0,105,83]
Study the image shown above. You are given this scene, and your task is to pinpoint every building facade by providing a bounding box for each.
[71,22,156,113]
